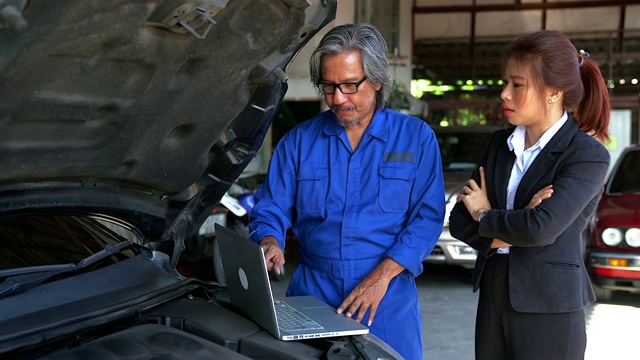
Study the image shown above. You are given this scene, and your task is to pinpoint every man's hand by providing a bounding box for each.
[337,258,404,326]
[259,236,285,275]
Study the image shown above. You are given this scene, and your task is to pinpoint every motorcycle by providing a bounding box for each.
[196,187,254,285]
[184,179,285,284]
[198,191,250,238]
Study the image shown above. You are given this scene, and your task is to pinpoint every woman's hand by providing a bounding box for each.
[488,186,553,249]
[490,239,511,248]
[526,184,553,208]
[457,166,491,221]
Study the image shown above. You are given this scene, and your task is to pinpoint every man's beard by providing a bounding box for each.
[331,105,363,127]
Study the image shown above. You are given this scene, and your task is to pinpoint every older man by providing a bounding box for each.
[249,23,444,359]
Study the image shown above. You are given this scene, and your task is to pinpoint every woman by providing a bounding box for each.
[450,30,610,360]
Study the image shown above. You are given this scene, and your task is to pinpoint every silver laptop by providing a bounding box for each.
[215,224,369,341]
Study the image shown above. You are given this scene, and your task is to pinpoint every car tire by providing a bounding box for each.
[592,283,614,302]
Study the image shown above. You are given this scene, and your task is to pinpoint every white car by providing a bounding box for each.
[425,125,502,269]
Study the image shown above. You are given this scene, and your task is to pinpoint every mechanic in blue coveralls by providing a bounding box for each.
[249,23,445,360]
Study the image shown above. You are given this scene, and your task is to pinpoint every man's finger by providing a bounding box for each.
[366,304,378,326]
[479,166,486,190]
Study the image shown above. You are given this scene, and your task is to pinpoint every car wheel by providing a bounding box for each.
[592,283,614,302]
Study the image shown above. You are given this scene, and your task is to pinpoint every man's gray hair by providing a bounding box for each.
[309,23,392,109]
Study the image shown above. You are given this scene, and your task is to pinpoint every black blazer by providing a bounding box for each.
[449,117,609,313]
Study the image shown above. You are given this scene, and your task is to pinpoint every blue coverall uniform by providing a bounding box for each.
[249,108,445,359]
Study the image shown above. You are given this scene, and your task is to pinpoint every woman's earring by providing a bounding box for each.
[548,98,552,104]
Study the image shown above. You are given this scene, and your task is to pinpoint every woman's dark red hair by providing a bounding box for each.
[502,30,610,142]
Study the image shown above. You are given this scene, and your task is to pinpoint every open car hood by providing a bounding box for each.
[0,0,335,243]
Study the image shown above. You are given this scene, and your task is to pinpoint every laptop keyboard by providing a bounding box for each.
[274,299,324,331]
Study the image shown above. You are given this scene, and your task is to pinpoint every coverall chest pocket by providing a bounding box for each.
[378,164,416,212]
[296,163,328,215]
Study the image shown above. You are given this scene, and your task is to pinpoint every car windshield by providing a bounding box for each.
[608,149,640,194]
[436,131,492,171]
[0,214,140,273]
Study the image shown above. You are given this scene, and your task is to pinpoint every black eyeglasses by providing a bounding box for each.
[316,77,367,95]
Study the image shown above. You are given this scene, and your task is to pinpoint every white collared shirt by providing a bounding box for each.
[498,112,568,254]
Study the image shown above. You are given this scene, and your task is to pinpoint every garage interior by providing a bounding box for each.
[270,0,640,167]
[409,0,640,142]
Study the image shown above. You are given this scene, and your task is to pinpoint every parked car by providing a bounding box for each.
[587,145,640,301]
[425,125,502,269]
[0,1,401,359]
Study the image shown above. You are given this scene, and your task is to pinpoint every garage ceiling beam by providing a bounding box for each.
[413,1,640,13]
[424,96,639,110]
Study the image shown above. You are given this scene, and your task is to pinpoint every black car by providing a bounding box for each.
[0,1,400,358]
